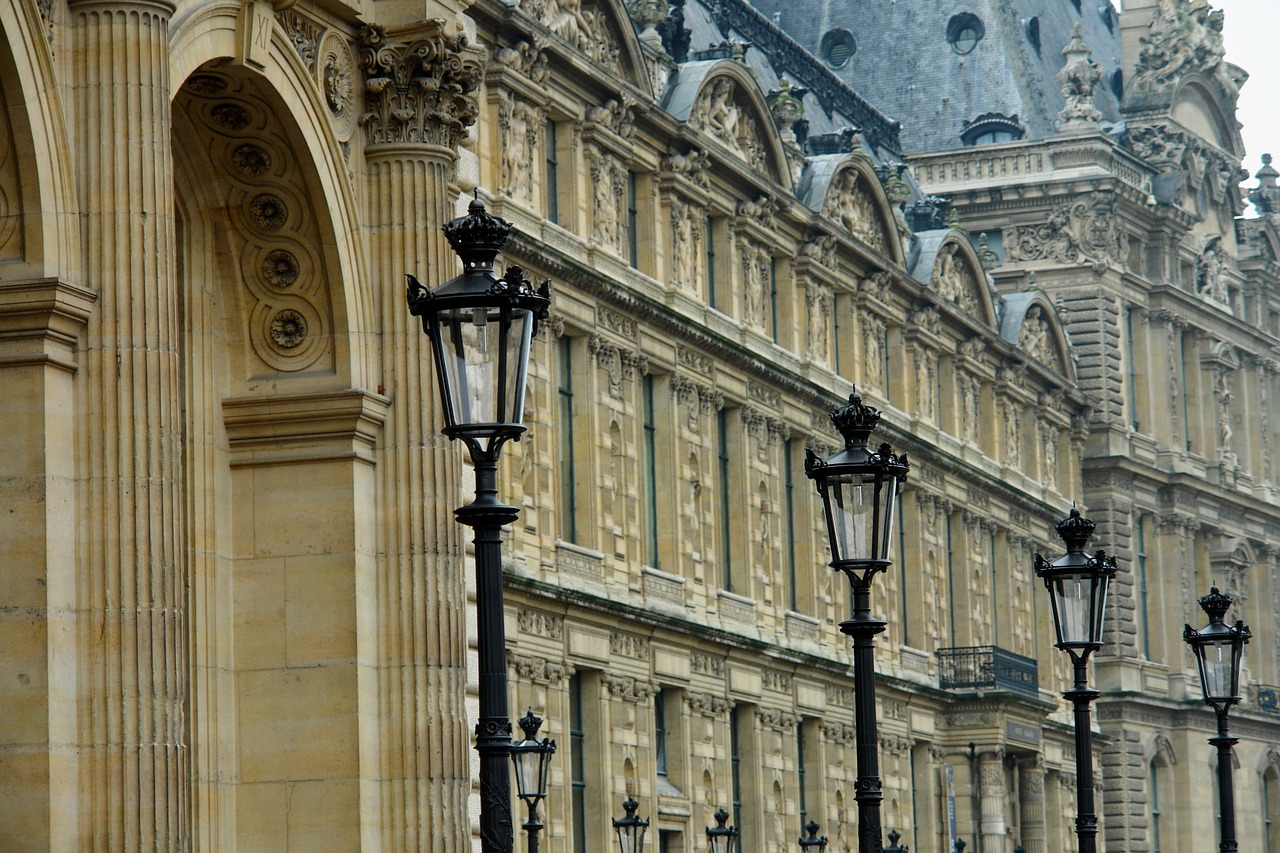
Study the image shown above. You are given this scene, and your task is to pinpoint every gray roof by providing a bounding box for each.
[747,0,1124,152]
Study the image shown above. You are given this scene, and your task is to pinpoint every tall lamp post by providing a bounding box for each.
[1034,507,1117,853]
[510,709,556,853]
[1184,587,1251,853]
[407,197,552,853]
[805,389,910,853]
[613,796,650,853]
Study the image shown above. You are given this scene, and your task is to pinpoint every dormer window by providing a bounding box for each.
[947,13,984,54]
[960,112,1025,146]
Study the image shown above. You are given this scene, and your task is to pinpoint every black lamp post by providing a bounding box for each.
[798,820,828,850]
[407,197,551,853]
[510,709,556,853]
[805,388,909,853]
[707,806,740,853]
[1034,507,1117,853]
[1184,587,1251,853]
[883,829,908,853]
[613,795,650,853]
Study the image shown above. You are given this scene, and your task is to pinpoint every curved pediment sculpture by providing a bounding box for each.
[908,231,997,328]
[797,154,901,264]
[1001,292,1074,381]
[664,61,791,190]
[522,0,648,89]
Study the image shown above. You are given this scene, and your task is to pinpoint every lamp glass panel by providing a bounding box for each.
[511,744,538,799]
[825,471,888,562]
[535,741,553,800]
[1198,636,1236,700]
[438,304,532,428]
[1050,572,1093,646]
[616,824,646,853]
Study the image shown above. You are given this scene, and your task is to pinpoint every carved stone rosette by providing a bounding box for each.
[359,21,482,149]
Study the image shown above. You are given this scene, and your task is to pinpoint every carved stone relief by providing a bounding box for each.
[932,242,980,313]
[805,281,833,362]
[861,313,886,390]
[525,0,625,72]
[739,239,771,331]
[1004,191,1128,273]
[1132,0,1230,96]
[358,21,482,149]
[670,200,702,292]
[824,168,888,254]
[690,77,767,169]
[1018,305,1055,367]
[496,90,542,205]
[588,144,626,253]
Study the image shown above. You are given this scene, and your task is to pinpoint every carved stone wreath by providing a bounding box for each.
[232,144,272,176]
[249,194,288,230]
[187,74,228,97]
[270,309,307,348]
[262,250,300,287]
[211,103,252,130]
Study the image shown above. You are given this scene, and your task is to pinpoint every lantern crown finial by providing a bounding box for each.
[441,196,513,271]
[830,386,881,447]
[1053,505,1096,553]
[517,708,543,740]
[887,830,901,845]
[621,795,640,818]
[1197,586,1233,622]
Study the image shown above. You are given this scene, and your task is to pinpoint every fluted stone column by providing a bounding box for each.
[979,750,1007,853]
[358,21,482,852]
[67,0,185,847]
[1019,758,1047,853]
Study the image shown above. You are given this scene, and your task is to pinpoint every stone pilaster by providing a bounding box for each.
[1019,757,1047,853]
[359,19,481,852]
[68,0,185,847]
[978,750,1007,853]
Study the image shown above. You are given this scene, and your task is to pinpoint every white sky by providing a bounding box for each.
[1218,0,1280,181]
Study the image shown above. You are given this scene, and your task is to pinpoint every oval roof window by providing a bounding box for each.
[820,29,858,69]
[947,13,985,55]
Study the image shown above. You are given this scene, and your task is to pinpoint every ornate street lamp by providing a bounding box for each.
[805,388,909,853]
[613,796,650,853]
[510,710,556,853]
[407,196,551,853]
[1034,507,1118,853]
[707,807,740,853]
[1184,587,1251,853]
[798,820,829,850]
[883,829,908,853]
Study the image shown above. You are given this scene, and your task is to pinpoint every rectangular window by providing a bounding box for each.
[897,490,908,639]
[1126,307,1139,431]
[706,216,718,309]
[1136,513,1150,658]
[1150,763,1162,853]
[797,722,808,829]
[785,439,797,611]
[570,673,587,853]
[643,376,659,569]
[833,299,842,374]
[545,119,559,224]
[655,690,667,777]
[718,409,733,591]
[730,707,743,846]
[1180,333,1192,452]
[946,512,956,647]
[883,325,893,404]
[769,256,779,342]
[627,170,639,269]
[558,337,577,543]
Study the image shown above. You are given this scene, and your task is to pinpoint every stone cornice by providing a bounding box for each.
[222,388,390,466]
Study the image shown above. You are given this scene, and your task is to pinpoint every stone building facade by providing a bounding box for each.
[2,0,1277,849]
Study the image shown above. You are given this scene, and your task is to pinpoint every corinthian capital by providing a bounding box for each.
[359,20,482,148]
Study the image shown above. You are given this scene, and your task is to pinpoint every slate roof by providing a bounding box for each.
[745,0,1125,152]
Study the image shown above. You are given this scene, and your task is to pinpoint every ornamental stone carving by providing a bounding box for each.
[358,21,482,149]
[861,313,886,389]
[933,242,980,313]
[526,0,625,71]
[806,282,832,362]
[691,77,767,169]
[825,168,887,253]
[1196,236,1230,305]
[661,146,711,187]
[670,201,701,292]
[1004,191,1127,272]
[1018,305,1054,366]
[1056,23,1101,132]
[318,32,358,141]
[1132,0,1229,96]
[277,9,322,72]
[588,145,626,251]
[740,240,771,331]
[496,91,541,204]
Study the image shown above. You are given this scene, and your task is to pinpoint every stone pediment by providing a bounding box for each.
[519,0,647,88]
[908,231,996,328]
[663,61,790,190]
[1000,292,1073,380]
[797,154,900,263]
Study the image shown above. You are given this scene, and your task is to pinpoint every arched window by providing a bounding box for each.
[1149,757,1175,853]
[1263,764,1280,853]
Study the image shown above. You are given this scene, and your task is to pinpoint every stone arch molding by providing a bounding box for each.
[1000,291,1075,381]
[0,0,79,280]
[168,1,377,387]
[797,153,902,264]
[1144,731,1178,767]
[520,0,648,89]
[908,231,997,328]
[663,61,793,192]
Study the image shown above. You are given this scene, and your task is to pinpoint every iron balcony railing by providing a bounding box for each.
[937,646,1039,699]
